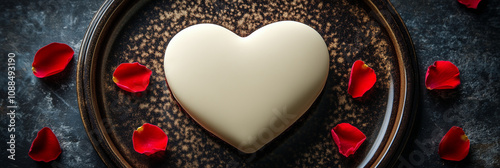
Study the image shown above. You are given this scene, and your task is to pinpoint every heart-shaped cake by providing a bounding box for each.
[164,21,329,153]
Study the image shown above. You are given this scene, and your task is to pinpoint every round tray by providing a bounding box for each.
[77,0,418,167]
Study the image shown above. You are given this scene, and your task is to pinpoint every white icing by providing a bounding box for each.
[164,21,329,153]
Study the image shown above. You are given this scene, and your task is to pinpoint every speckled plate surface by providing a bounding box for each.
[77,0,418,167]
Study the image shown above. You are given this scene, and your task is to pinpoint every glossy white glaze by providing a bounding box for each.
[164,21,329,153]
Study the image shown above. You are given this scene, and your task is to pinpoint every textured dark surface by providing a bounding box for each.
[0,0,106,167]
[0,0,498,168]
[391,0,500,167]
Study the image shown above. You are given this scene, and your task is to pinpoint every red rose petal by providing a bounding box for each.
[348,60,377,98]
[439,126,470,161]
[425,61,460,90]
[28,127,62,162]
[113,62,152,92]
[32,42,74,78]
[133,123,168,156]
[331,123,366,157]
[458,0,481,9]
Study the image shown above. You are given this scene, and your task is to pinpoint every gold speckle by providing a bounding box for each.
[337,57,344,63]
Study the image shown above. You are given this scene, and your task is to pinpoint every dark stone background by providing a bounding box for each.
[0,0,498,167]
[391,0,499,167]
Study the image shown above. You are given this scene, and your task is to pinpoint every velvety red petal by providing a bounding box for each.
[348,60,377,98]
[113,62,152,92]
[331,123,366,157]
[133,123,168,156]
[28,127,62,162]
[32,42,74,78]
[425,61,460,90]
[458,0,481,9]
[438,126,470,161]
